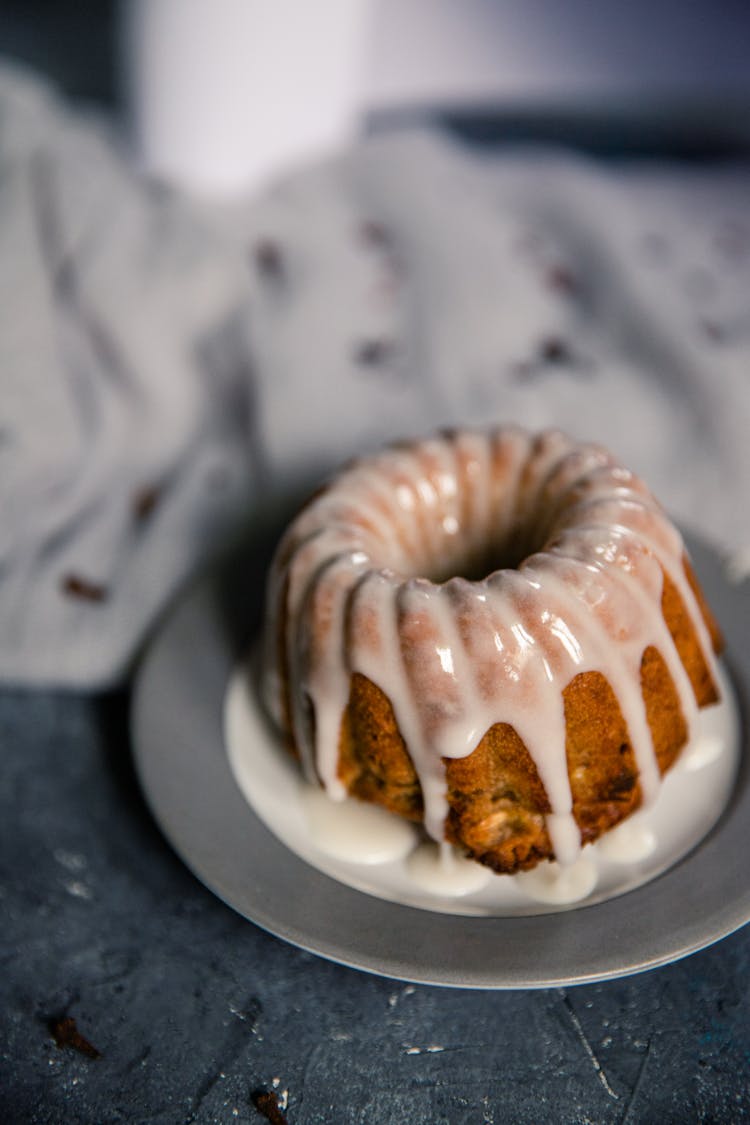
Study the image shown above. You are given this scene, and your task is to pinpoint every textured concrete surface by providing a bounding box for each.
[2,688,750,1124]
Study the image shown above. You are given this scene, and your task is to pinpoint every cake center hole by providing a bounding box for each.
[417,524,538,584]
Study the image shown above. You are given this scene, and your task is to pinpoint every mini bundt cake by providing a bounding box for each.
[261,427,723,874]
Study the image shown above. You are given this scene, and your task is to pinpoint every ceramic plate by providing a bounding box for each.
[131,530,750,988]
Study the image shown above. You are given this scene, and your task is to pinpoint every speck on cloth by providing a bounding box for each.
[1,65,748,687]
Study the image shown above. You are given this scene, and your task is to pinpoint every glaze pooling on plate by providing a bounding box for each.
[226,660,740,917]
[132,524,750,985]
[261,427,721,867]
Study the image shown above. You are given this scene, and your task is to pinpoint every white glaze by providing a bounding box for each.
[262,427,722,866]
[405,844,494,897]
[226,660,739,916]
[299,787,418,864]
[515,855,598,905]
[596,815,657,863]
[682,734,726,771]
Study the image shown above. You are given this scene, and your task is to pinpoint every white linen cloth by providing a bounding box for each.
[2,65,749,688]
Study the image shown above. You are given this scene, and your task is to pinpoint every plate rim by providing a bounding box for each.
[130,530,750,989]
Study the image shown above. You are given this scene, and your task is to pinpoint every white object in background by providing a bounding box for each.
[124,0,371,199]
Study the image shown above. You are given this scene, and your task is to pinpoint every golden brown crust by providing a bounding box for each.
[682,554,724,660]
[445,723,553,873]
[563,670,642,844]
[337,673,423,821]
[270,429,724,876]
[662,561,721,708]
[275,574,299,759]
[327,555,723,873]
[640,644,688,776]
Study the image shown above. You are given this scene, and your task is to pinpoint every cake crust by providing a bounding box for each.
[262,427,723,874]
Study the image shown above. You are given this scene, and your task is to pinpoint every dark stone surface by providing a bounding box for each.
[2,686,750,1125]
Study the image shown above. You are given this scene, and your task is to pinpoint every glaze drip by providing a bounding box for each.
[262,428,721,866]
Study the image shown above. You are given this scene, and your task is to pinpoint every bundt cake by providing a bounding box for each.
[260,427,723,874]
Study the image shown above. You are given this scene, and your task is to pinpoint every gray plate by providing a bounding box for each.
[131,531,750,988]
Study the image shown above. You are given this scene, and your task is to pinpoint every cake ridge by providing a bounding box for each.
[261,426,722,873]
